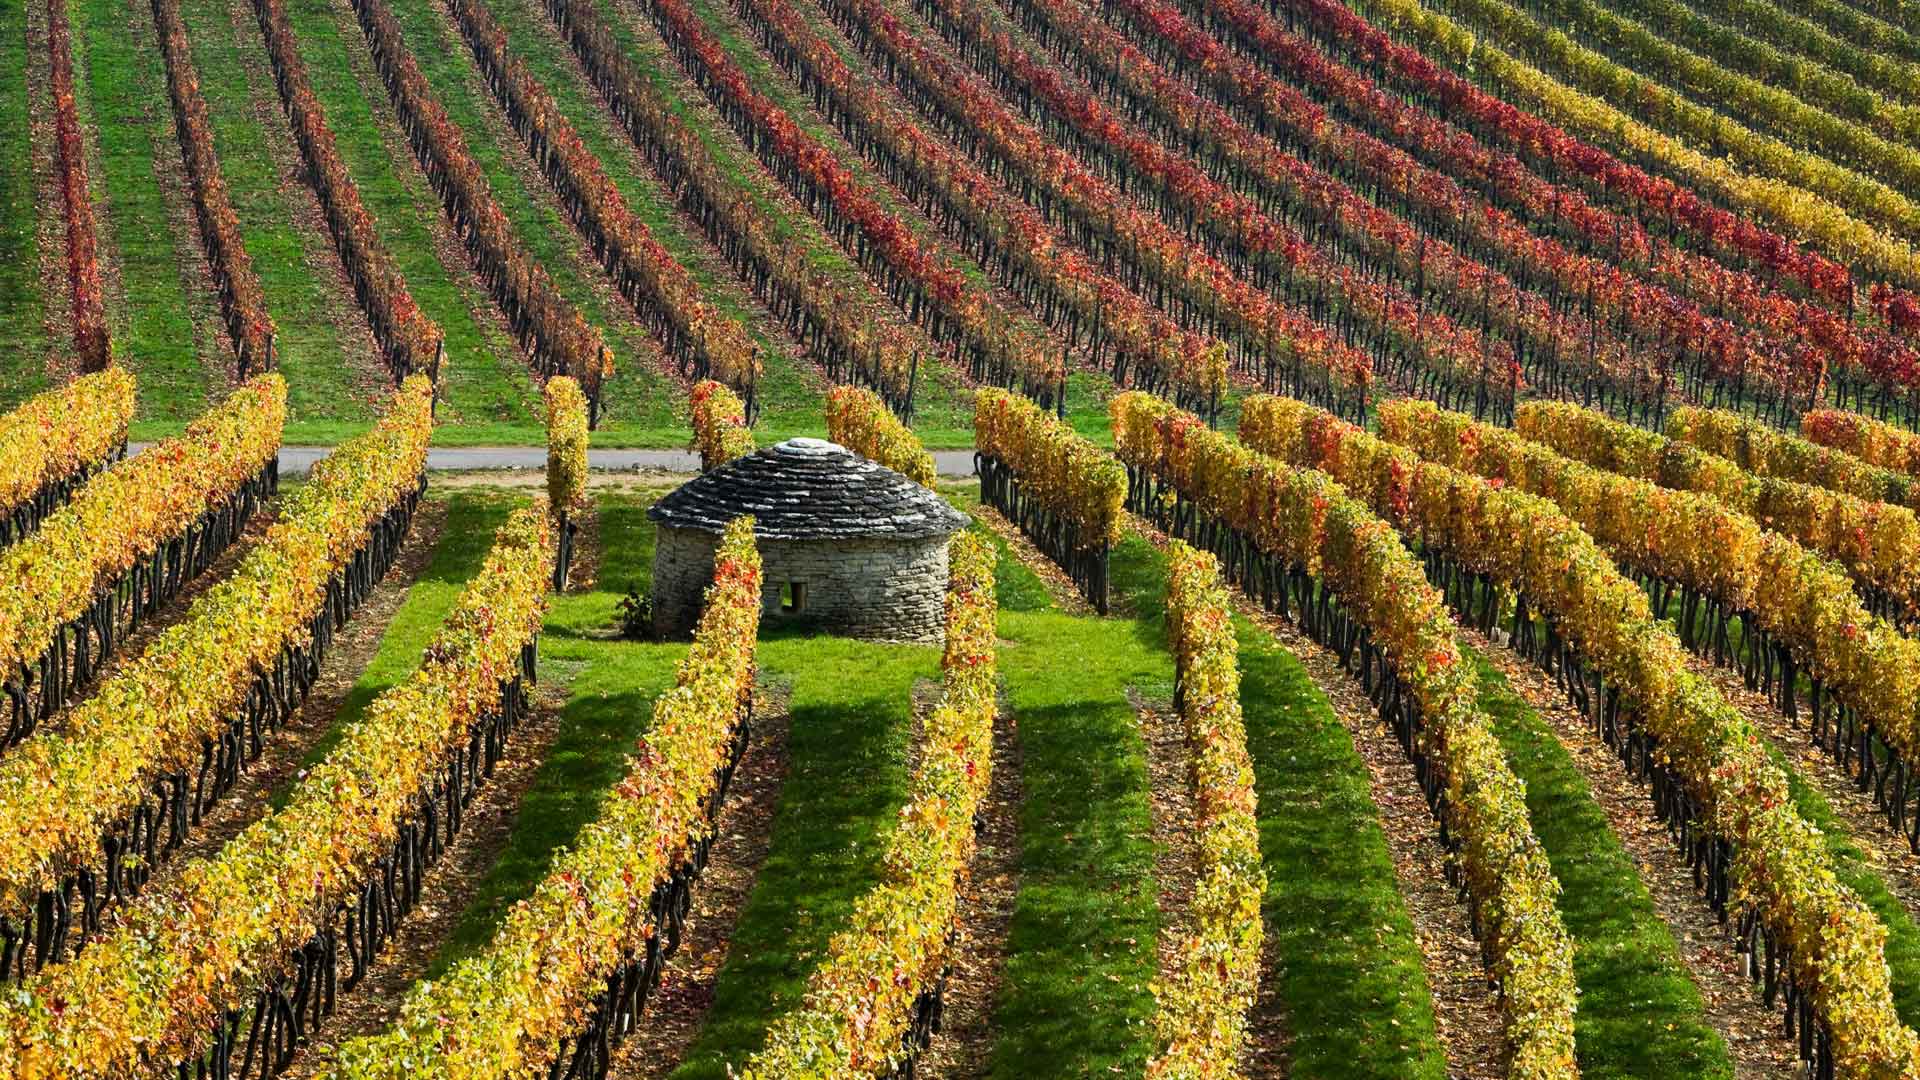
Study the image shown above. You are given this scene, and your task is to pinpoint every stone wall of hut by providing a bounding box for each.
[652,524,952,644]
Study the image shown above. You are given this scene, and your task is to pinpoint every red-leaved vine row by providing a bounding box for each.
[1805,408,1920,482]
[995,0,1875,428]
[46,0,109,372]
[446,0,763,407]
[712,0,1239,416]
[350,0,614,424]
[890,0,1536,420]
[1102,0,1920,423]
[251,0,444,384]
[151,0,277,377]
[1265,0,1920,408]
[634,0,1137,418]
[795,0,1376,418]
[538,0,932,419]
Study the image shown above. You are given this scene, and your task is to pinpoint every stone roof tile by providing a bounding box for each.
[648,438,967,541]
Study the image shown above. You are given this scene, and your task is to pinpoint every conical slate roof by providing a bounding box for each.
[649,438,967,541]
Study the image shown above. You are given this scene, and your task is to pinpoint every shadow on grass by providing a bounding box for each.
[666,633,936,1078]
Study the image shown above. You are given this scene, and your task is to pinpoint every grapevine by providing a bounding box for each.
[0,374,285,748]
[450,0,762,405]
[690,379,755,473]
[1240,393,1920,1078]
[0,371,136,545]
[546,376,588,589]
[0,505,551,1079]
[0,379,434,977]
[46,0,108,372]
[1109,390,1579,1076]
[252,0,446,383]
[974,387,1123,611]
[351,0,615,423]
[322,515,761,1080]
[1518,401,1920,622]
[1149,542,1265,1080]
[152,0,277,376]
[540,0,932,414]
[826,385,936,487]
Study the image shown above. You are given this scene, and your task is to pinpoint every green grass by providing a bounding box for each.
[275,0,543,438]
[1465,646,1732,1078]
[0,0,46,400]
[387,488,1506,1077]
[426,495,687,970]
[266,493,506,807]
[1231,618,1452,1079]
[978,531,1169,1077]
[956,503,1451,1078]
[177,0,384,430]
[72,0,222,423]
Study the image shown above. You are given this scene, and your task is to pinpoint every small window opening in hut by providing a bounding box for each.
[781,581,807,614]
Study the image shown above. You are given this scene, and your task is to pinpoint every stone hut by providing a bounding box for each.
[649,438,968,643]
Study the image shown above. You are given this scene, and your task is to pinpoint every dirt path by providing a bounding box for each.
[188,446,978,476]
[918,702,1023,1079]
[1130,689,1204,981]
[23,0,70,379]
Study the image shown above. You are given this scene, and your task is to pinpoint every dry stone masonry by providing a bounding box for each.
[650,438,966,643]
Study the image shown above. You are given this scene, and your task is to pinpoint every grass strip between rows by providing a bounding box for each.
[73,0,220,429]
